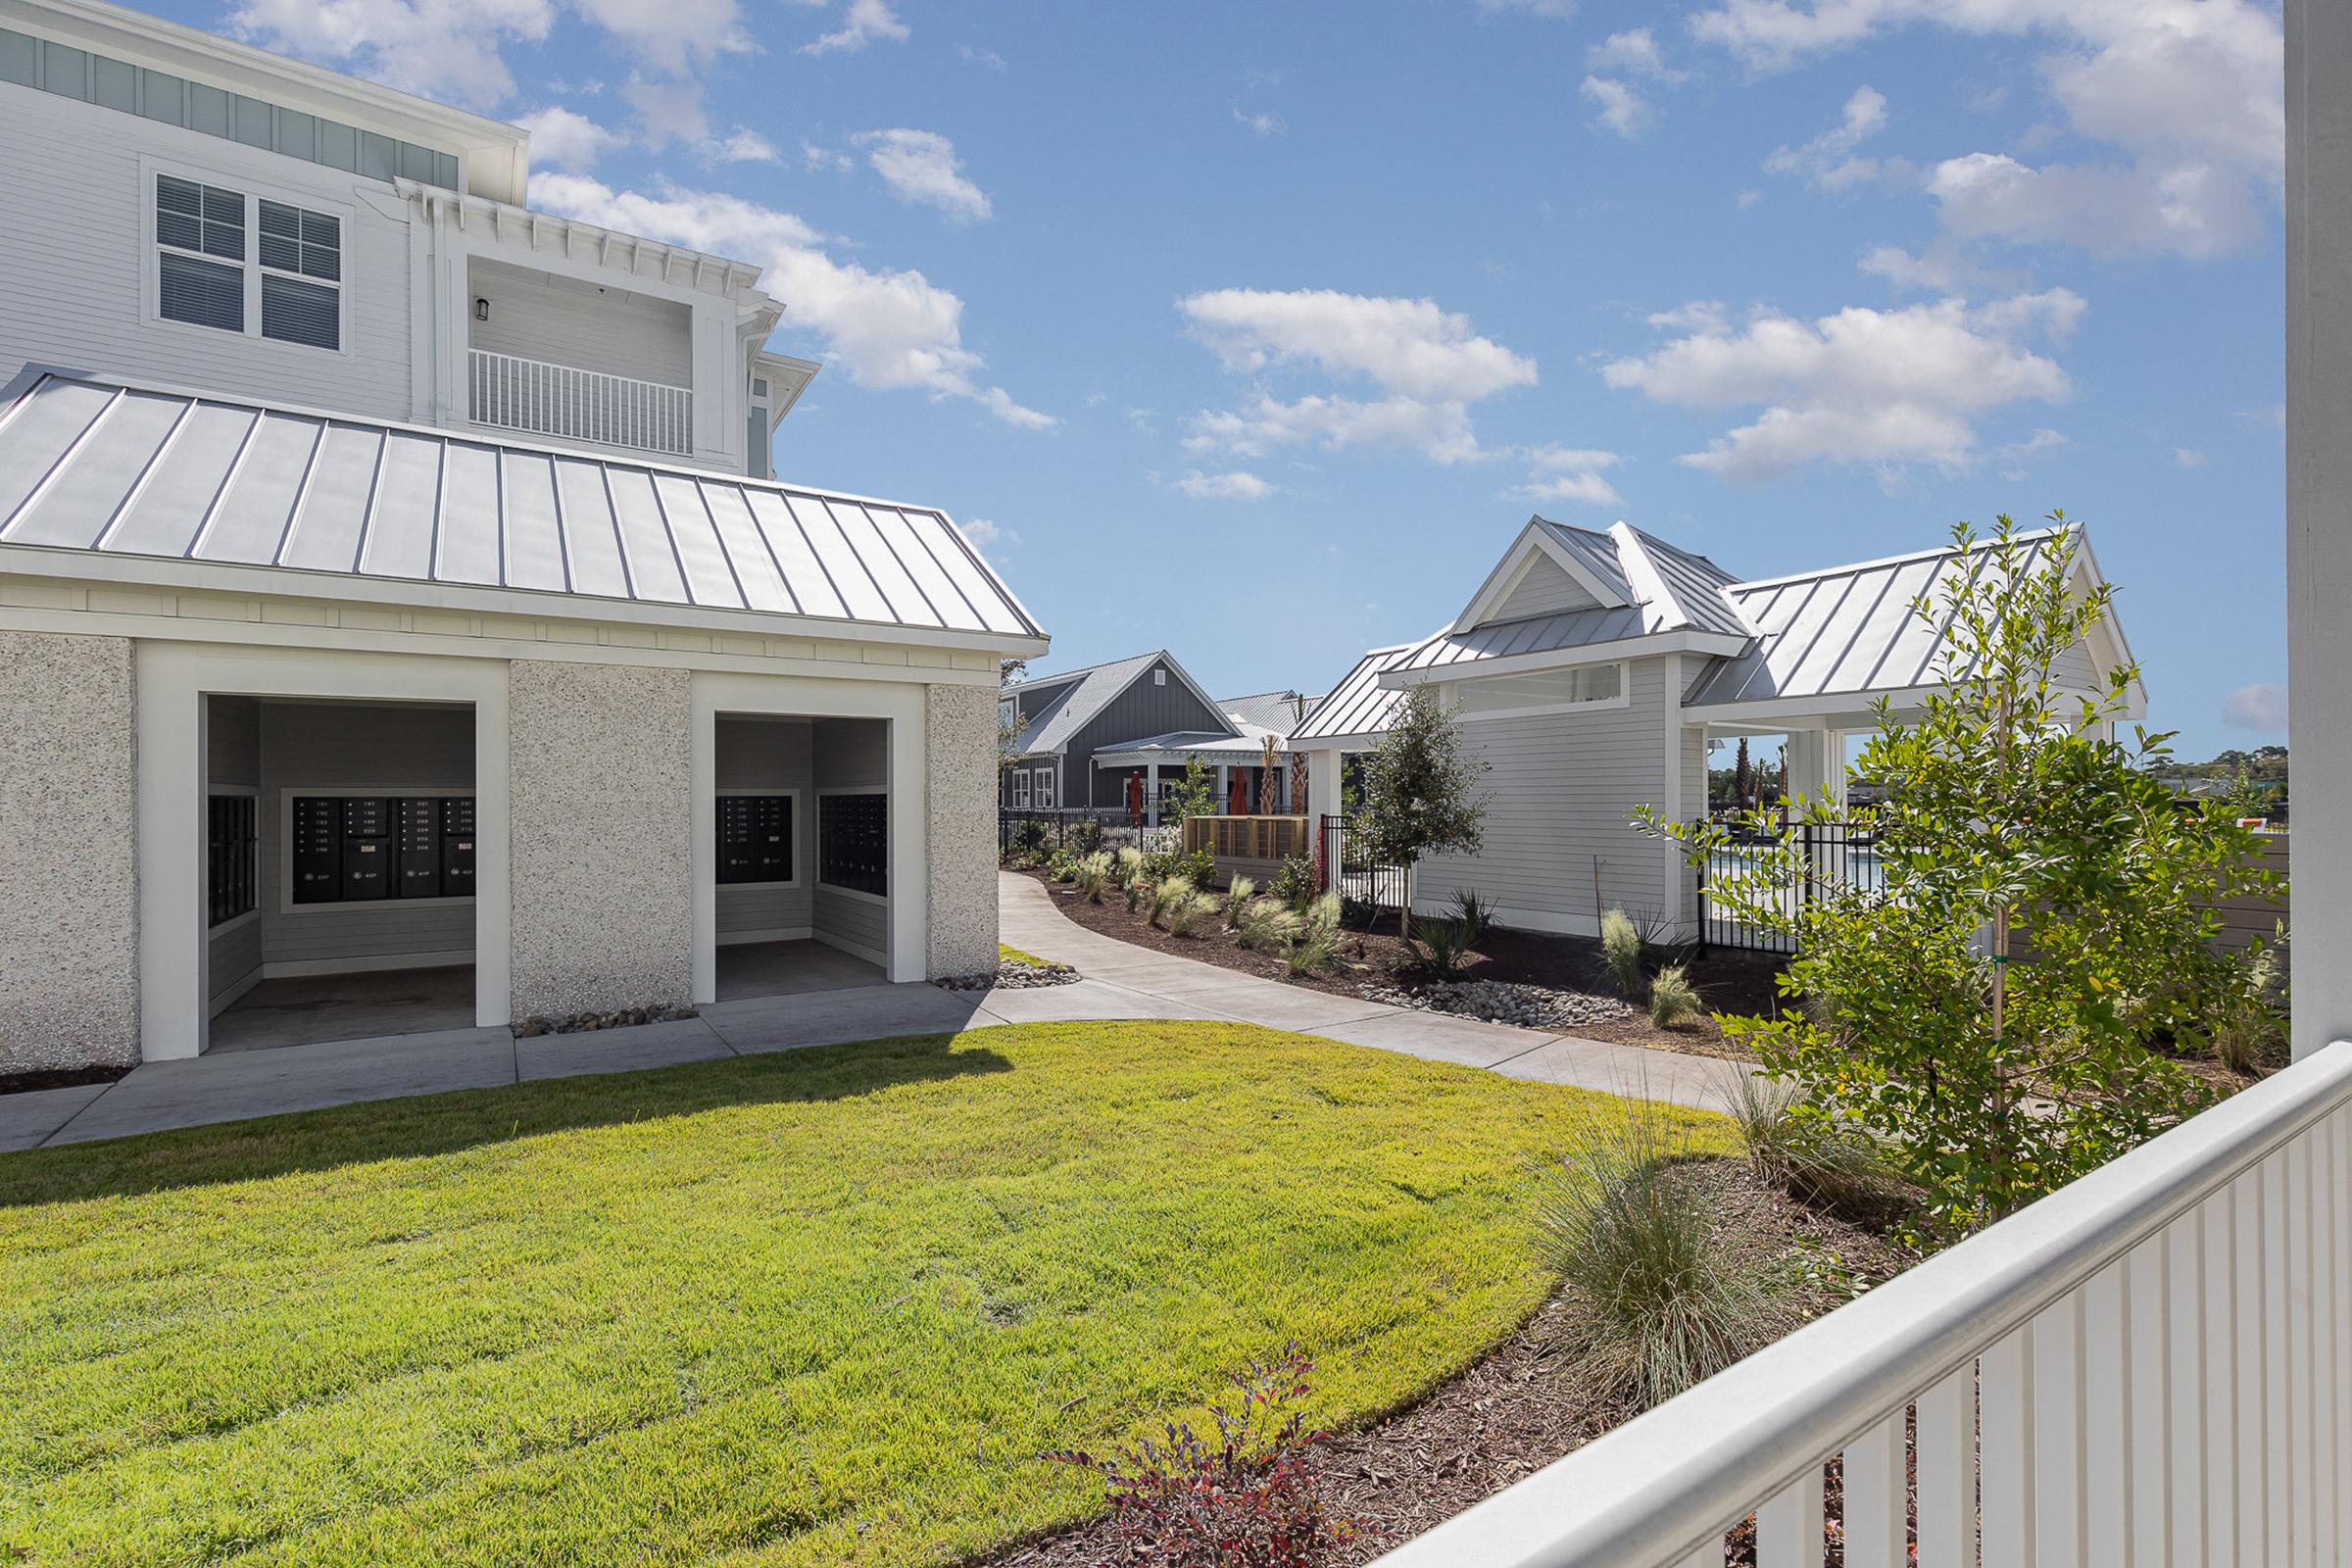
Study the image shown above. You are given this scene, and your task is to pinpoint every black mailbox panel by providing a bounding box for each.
[716,794,793,885]
[292,795,476,906]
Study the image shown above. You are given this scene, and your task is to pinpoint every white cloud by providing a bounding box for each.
[1995,425,2068,479]
[705,128,780,164]
[2175,447,2210,469]
[225,0,553,109]
[1764,84,1899,190]
[959,44,1006,70]
[530,174,1053,428]
[2222,682,2285,732]
[1927,152,2263,259]
[1233,107,1287,135]
[1580,75,1653,139]
[803,141,854,173]
[803,0,908,55]
[1602,292,2079,483]
[567,0,748,74]
[856,129,992,222]
[960,517,1020,554]
[1589,26,1674,75]
[1691,0,2282,260]
[1173,469,1276,501]
[514,105,623,172]
[1178,288,1538,466]
[1511,445,1625,506]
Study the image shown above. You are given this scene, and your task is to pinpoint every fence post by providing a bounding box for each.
[1315,814,1332,894]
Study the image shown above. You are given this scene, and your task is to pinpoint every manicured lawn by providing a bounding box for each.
[997,941,1053,967]
[0,1021,1726,1567]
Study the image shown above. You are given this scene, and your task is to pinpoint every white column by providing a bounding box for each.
[1215,763,1229,814]
[2289,0,2352,1058]
[1146,760,1159,827]
[1304,748,1342,823]
[1784,727,1842,811]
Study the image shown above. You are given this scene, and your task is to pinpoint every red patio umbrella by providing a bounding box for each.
[1229,768,1250,816]
[1126,771,1144,825]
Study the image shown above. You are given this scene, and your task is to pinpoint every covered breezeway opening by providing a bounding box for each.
[710,712,893,1004]
[199,693,482,1054]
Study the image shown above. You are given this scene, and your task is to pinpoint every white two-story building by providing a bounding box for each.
[0,0,1048,1068]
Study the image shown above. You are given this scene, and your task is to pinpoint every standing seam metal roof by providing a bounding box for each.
[1292,642,1419,741]
[0,370,1044,640]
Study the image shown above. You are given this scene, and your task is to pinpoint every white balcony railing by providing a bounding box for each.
[1376,1039,2352,1568]
[467,348,693,458]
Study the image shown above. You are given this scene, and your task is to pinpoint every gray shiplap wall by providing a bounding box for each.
[469,259,693,388]
[1064,662,1228,808]
[715,715,812,938]
[1415,656,1699,933]
[811,717,889,960]
[258,700,475,969]
[1490,557,1602,621]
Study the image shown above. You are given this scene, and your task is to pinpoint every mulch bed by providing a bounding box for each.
[0,1064,132,1098]
[976,1159,1913,1568]
[1022,869,1787,1061]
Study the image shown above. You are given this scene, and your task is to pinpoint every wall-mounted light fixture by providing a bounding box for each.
[472,297,490,322]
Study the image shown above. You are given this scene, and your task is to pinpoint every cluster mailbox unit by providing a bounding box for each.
[292,797,475,905]
[715,795,794,886]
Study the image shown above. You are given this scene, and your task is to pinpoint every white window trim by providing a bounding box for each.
[141,154,357,360]
[275,785,476,915]
[209,783,260,936]
[814,784,890,905]
[714,786,802,891]
[1451,660,1633,722]
[1010,769,1032,808]
[1033,765,1056,808]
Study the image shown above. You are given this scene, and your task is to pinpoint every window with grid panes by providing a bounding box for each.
[155,173,341,349]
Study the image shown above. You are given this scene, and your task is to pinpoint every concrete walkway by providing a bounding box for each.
[0,877,1736,1153]
[995,873,1735,1107]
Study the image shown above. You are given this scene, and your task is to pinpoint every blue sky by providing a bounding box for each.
[168,0,2284,758]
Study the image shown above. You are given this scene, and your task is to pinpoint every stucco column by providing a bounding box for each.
[0,631,137,1070]
[924,682,998,979]
[508,661,693,1019]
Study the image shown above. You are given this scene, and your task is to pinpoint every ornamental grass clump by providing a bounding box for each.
[1600,907,1646,1001]
[1071,851,1112,904]
[1647,963,1702,1028]
[1536,1107,1793,1412]
[1046,1344,1374,1568]
[1164,887,1217,939]
[1151,876,1199,930]
[1720,1069,1916,1224]
[1223,875,1258,929]
[1284,893,1344,977]
[1236,899,1304,955]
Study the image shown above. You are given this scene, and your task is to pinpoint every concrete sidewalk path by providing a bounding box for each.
[0,878,1739,1153]
[997,872,1738,1107]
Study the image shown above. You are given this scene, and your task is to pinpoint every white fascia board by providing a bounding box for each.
[1291,730,1388,751]
[1449,519,1629,632]
[2,0,529,200]
[402,183,767,300]
[1379,630,1748,689]
[754,349,822,425]
[0,545,1052,658]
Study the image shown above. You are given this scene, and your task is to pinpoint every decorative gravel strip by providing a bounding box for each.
[1362,979,1635,1032]
[937,960,1080,992]
[514,1004,700,1037]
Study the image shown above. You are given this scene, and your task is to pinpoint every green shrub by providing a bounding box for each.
[1222,875,1257,929]
[1236,898,1303,954]
[1068,817,1106,856]
[1404,916,1476,978]
[1009,817,1050,858]
[2208,939,2285,1075]
[1071,852,1112,904]
[1647,963,1702,1028]
[1449,889,1499,947]
[1535,1108,1794,1412]
[1600,907,1647,1000]
[1149,847,1217,890]
[1720,1070,1914,1223]
[1046,849,1078,882]
[1267,857,1318,912]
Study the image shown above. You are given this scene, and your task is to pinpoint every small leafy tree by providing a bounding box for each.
[1640,514,2279,1233]
[1734,736,1753,808]
[1357,684,1491,940]
[1158,753,1218,830]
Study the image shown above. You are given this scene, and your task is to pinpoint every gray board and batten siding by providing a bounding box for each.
[1002,655,1233,809]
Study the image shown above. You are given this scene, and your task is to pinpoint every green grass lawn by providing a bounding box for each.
[0,1021,1727,1567]
[996,942,1052,967]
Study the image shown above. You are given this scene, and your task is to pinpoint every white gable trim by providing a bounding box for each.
[1382,629,1748,690]
[1451,520,1629,632]
[1608,522,1686,632]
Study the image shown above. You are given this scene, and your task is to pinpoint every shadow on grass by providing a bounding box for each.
[0,1030,1012,1208]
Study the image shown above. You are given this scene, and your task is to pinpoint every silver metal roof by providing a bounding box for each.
[1535,519,1636,602]
[1293,642,1418,742]
[0,369,1044,642]
[1681,527,2071,710]
[1217,690,1320,736]
[1092,728,1275,762]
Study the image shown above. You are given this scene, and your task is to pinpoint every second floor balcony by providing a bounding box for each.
[466,347,693,459]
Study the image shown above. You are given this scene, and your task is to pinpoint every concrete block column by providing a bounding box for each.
[925,682,999,979]
[508,661,694,1019]
[0,631,137,1070]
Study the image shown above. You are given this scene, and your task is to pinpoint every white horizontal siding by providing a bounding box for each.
[207,914,262,1007]
[0,83,413,421]
[1416,656,1690,929]
[469,258,692,388]
[812,887,886,959]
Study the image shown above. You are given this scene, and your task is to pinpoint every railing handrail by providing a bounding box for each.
[1372,1038,2352,1567]
[466,345,690,397]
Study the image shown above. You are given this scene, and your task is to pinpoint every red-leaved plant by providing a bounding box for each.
[1046,1343,1375,1567]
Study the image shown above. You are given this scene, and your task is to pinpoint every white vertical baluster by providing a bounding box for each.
[1757,1467,1826,1568]
[2263,1154,2292,1566]
[2205,1188,2238,1567]
[2168,1206,2206,1568]
[2127,1237,2172,1567]
[2082,1261,2130,1564]
[2034,1294,2085,1568]
[1984,1323,2037,1568]
[1674,1536,1724,1568]
[2331,1107,2352,1565]
[2321,1108,2348,1564]
[1843,1411,1909,1568]
[2233,1172,2266,1567]
[2287,1137,2315,1567]
[1915,1367,1975,1568]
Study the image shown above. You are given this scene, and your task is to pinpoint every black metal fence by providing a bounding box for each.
[1320,814,1407,914]
[998,808,1164,858]
[1693,817,1882,955]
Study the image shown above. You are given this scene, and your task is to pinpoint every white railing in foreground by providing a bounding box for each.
[1375,1040,2352,1568]
[467,348,693,457]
